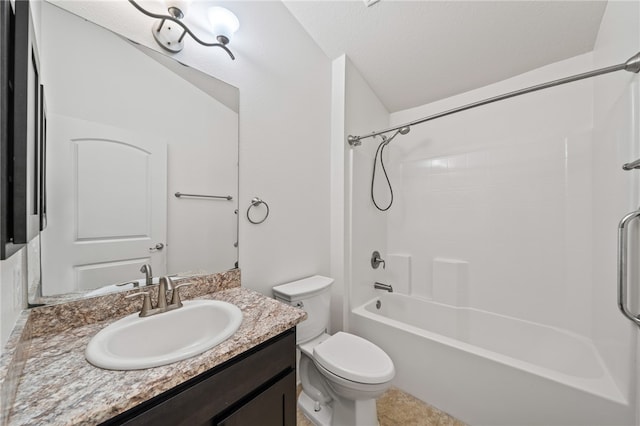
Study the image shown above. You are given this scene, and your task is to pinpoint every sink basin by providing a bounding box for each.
[85,299,243,370]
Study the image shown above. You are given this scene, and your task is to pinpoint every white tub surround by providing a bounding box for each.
[352,294,632,425]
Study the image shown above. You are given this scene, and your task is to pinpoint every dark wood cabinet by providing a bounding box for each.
[215,370,296,426]
[101,328,296,426]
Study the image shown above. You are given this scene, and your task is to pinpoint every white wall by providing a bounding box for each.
[331,55,392,331]
[226,2,332,295]
[167,141,238,274]
[341,58,391,312]
[591,0,640,412]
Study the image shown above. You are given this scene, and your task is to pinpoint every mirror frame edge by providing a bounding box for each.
[1,0,30,260]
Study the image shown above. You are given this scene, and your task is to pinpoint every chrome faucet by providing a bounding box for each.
[140,264,153,286]
[126,276,191,317]
[374,282,393,292]
[156,275,169,310]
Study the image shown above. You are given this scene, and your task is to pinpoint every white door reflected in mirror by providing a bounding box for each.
[42,116,167,294]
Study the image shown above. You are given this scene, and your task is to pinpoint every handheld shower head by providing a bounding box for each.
[381,126,410,146]
[373,127,410,211]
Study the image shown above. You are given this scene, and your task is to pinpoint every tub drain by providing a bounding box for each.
[376,299,381,309]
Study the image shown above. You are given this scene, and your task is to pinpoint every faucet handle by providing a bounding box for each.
[170,282,192,307]
[125,291,152,317]
[371,251,386,269]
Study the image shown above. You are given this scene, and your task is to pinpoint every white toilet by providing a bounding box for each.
[273,275,395,426]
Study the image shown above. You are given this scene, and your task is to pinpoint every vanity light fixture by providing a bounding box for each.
[128,0,238,60]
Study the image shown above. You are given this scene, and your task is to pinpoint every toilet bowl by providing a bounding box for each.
[273,276,395,426]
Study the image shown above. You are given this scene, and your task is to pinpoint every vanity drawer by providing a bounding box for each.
[102,328,296,426]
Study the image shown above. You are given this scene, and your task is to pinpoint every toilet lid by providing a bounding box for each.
[313,332,395,384]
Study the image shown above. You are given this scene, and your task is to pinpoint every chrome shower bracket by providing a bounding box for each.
[347,135,362,147]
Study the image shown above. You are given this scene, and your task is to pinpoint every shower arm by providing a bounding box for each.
[347,51,640,147]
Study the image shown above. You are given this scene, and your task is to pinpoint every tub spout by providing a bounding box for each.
[374,282,393,292]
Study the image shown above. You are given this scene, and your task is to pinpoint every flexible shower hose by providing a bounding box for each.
[371,139,393,211]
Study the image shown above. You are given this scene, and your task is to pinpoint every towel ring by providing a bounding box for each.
[247,197,269,224]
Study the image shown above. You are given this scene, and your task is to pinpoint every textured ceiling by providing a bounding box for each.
[283,1,608,112]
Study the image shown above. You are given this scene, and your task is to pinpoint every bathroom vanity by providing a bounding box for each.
[103,330,296,425]
[0,270,306,425]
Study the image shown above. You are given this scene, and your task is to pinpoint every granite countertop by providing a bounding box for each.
[4,276,306,425]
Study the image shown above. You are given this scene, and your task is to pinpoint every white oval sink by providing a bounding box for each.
[85,300,243,370]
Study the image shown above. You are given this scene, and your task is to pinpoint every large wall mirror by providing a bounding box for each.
[28,1,239,304]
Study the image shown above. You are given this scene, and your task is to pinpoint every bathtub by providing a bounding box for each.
[351,293,633,425]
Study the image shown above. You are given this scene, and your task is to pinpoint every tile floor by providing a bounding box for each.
[296,386,465,426]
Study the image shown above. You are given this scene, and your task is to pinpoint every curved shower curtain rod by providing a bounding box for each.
[347,51,640,147]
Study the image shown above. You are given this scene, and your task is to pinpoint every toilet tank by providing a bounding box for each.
[273,275,334,344]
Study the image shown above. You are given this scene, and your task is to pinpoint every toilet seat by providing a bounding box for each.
[313,332,395,384]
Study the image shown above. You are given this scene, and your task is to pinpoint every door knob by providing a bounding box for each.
[149,243,165,252]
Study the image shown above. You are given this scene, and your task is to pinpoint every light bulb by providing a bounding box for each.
[208,6,239,43]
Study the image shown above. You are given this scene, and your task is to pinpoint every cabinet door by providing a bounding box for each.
[217,371,296,426]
